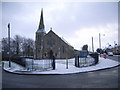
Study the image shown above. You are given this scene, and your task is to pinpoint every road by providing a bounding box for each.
[2,56,120,88]
[108,55,119,62]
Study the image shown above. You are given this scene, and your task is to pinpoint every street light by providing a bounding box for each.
[92,37,94,52]
[8,23,11,67]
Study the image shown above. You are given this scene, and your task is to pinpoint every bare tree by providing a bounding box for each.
[22,37,34,57]
[2,35,34,58]
[2,38,9,56]
[13,35,23,55]
[82,44,88,51]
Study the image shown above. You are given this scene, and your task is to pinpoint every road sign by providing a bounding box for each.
[79,51,88,58]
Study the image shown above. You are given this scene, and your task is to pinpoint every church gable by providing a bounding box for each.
[45,30,72,48]
[43,29,74,59]
[44,30,61,49]
[44,30,56,48]
[44,30,68,49]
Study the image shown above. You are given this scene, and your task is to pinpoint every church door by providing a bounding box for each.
[49,50,53,59]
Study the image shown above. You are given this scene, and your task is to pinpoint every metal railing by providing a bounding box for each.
[25,59,53,71]
[75,55,99,68]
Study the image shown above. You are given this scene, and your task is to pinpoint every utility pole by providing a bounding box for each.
[99,33,102,57]
[99,33,101,49]
[114,41,117,54]
[92,37,94,52]
[8,23,11,67]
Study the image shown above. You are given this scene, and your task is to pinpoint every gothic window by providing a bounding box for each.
[47,38,55,47]
[39,35,42,41]
[47,40,49,45]
[61,46,65,53]
[55,53,57,57]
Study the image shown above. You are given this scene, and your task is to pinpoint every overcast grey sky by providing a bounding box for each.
[2,1,118,51]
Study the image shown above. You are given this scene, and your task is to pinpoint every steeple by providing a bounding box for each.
[37,8,45,32]
[35,8,45,59]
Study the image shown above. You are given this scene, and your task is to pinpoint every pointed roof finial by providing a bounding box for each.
[8,23,10,28]
[50,27,52,31]
[38,8,44,30]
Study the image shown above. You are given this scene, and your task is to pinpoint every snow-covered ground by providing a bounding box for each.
[113,55,120,56]
[2,57,120,75]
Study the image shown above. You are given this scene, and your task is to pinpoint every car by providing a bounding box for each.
[107,52,113,56]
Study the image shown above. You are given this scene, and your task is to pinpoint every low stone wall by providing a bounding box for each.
[11,57,26,67]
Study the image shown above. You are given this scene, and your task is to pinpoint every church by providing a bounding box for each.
[35,9,75,59]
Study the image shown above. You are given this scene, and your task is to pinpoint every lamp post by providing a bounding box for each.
[99,33,101,50]
[99,33,105,49]
[99,33,105,56]
[8,23,11,67]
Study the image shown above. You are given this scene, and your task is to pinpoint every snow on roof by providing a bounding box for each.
[36,29,46,33]
[61,37,72,47]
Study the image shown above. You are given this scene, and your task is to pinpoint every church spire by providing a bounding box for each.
[38,8,45,30]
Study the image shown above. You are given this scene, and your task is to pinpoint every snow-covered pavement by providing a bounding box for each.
[2,57,120,75]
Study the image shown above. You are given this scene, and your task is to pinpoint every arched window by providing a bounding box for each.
[47,38,55,47]
[61,46,65,53]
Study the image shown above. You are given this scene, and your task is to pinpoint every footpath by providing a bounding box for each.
[2,57,120,75]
